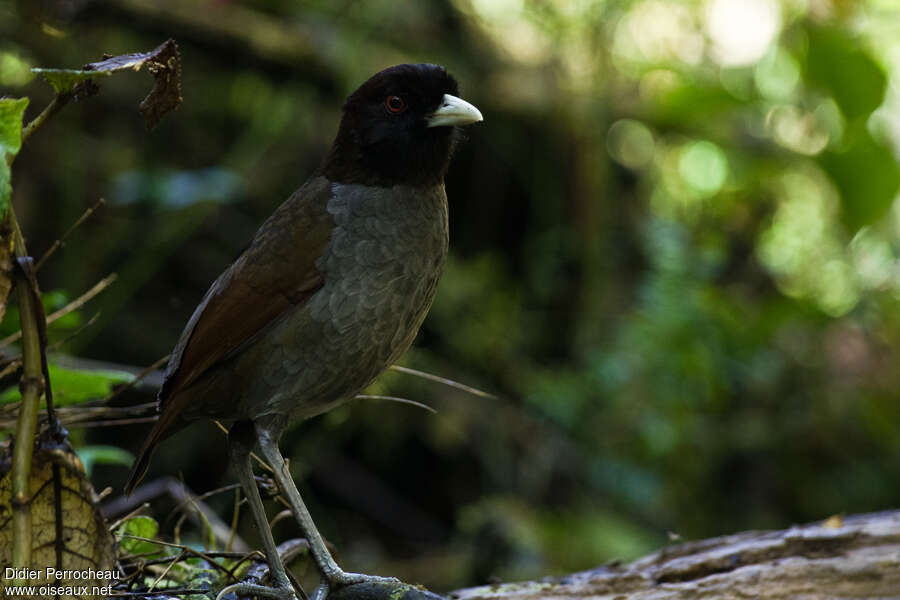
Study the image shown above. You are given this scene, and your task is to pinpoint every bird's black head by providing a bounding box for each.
[322,64,482,187]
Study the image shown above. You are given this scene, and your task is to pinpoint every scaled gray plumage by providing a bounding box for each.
[232,178,449,424]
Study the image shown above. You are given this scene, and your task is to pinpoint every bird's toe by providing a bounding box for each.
[216,581,299,600]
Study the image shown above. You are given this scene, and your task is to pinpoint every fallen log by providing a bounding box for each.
[450,510,900,599]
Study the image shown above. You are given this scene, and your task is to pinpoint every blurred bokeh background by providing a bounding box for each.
[2,0,900,591]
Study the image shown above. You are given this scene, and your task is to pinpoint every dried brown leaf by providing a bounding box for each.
[34,39,182,129]
[0,438,116,599]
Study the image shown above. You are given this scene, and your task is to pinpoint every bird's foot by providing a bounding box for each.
[216,581,299,600]
[308,571,402,600]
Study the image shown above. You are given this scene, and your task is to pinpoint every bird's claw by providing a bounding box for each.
[216,581,299,600]
[216,572,401,600]
[308,572,402,600]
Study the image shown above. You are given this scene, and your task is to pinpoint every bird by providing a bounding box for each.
[123,63,482,600]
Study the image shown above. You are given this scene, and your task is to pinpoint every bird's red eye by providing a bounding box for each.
[385,95,406,113]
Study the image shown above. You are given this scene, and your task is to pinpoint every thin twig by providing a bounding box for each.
[47,311,101,351]
[389,364,496,398]
[108,502,152,533]
[44,274,116,333]
[35,198,105,271]
[0,401,158,431]
[118,535,232,576]
[65,416,158,428]
[118,555,184,569]
[0,273,118,347]
[119,550,255,567]
[269,508,292,530]
[147,550,182,593]
[181,478,217,552]
[215,420,274,473]
[102,353,169,404]
[222,549,267,581]
[172,511,187,546]
[164,482,242,532]
[114,477,248,554]
[0,358,22,379]
[0,311,100,381]
[19,93,72,149]
[1,401,158,418]
[355,394,437,414]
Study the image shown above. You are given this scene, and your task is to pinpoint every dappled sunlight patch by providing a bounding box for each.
[607,118,656,170]
[754,46,801,101]
[757,167,860,316]
[705,0,782,67]
[649,139,730,221]
[766,104,831,155]
[677,140,729,197]
[612,1,705,69]
[0,51,34,87]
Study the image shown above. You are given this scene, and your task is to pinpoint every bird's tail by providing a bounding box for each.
[123,435,156,496]
[123,404,187,496]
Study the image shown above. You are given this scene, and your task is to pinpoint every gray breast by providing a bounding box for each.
[235,182,449,422]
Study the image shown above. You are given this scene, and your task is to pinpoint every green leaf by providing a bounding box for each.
[0,363,133,406]
[116,515,163,556]
[818,123,900,231]
[76,444,134,476]
[31,68,111,95]
[49,363,133,406]
[806,26,887,120]
[0,97,29,218]
[0,97,28,158]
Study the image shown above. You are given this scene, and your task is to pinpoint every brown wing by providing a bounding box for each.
[161,176,333,404]
[125,176,334,495]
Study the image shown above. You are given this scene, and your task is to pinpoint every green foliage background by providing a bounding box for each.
[2,0,900,591]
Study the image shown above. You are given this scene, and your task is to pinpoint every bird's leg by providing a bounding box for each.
[216,422,299,600]
[255,422,400,591]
